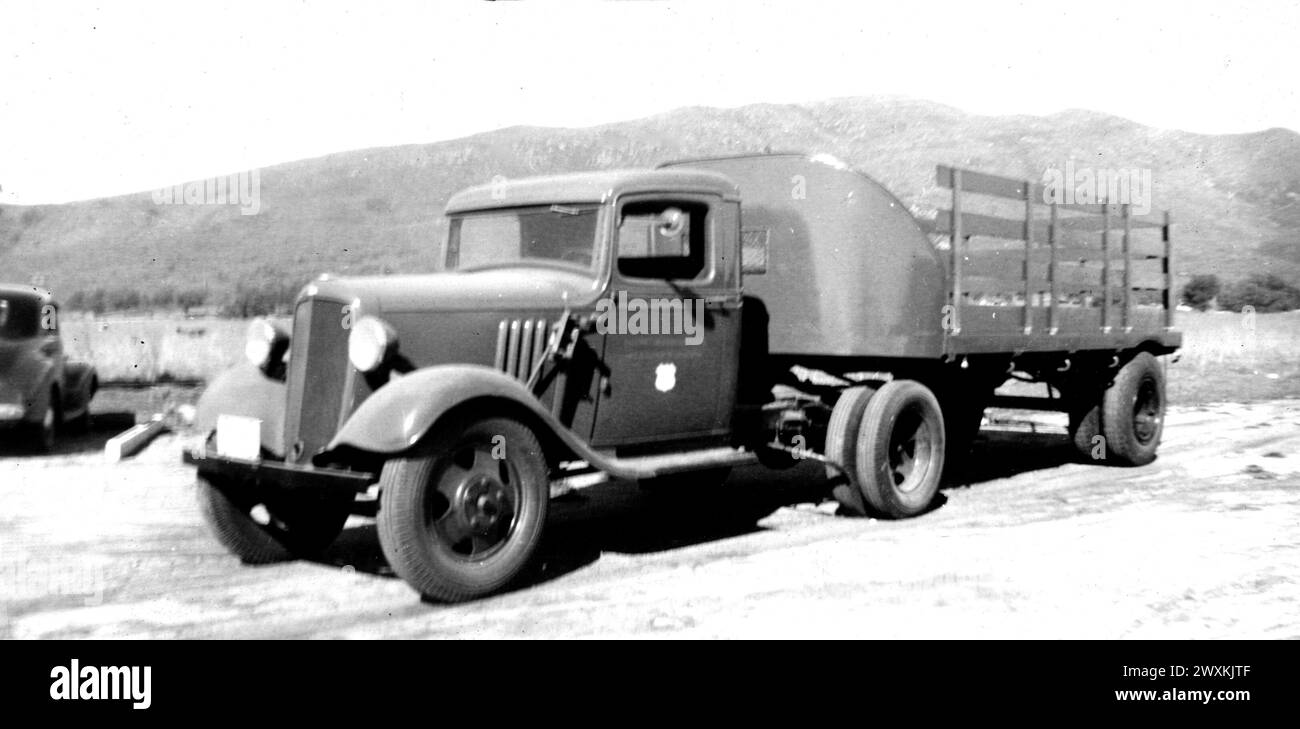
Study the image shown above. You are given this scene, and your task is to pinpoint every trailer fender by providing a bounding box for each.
[317,364,583,465]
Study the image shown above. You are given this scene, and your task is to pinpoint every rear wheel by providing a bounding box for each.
[1068,402,1103,461]
[26,391,58,453]
[197,475,354,563]
[377,415,549,602]
[825,386,877,515]
[855,381,947,518]
[1101,352,1166,466]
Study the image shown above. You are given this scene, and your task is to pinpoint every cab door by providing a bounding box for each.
[590,194,742,449]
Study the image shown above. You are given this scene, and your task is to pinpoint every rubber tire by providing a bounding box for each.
[27,392,58,453]
[825,386,877,516]
[855,380,947,519]
[377,416,550,603]
[1101,352,1166,466]
[1068,403,1103,461]
[197,475,354,564]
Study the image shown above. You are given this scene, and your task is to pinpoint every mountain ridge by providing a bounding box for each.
[2,96,1297,302]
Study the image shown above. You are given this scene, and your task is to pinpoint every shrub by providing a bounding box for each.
[1180,274,1220,311]
[150,286,178,310]
[1218,273,1300,313]
[106,288,142,311]
[175,288,208,315]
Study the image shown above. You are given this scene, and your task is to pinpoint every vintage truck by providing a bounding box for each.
[0,284,99,452]
[185,153,1180,601]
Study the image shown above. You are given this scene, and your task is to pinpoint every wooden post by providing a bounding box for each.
[1048,202,1058,334]
[1163,210,1173,329]
[1101,203,1111,333]
[1022,184,1033,335]
[1122,203,1132,331]
[950,169,964,335]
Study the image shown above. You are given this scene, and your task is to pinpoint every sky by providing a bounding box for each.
[1,0,1297,205]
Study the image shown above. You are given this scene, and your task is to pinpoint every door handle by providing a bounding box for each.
[703,296,740,310]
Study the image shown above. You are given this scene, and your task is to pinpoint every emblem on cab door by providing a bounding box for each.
[654,363,676,393]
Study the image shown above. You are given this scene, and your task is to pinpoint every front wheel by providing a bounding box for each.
[377,415,550,602]
[197,475,355,563]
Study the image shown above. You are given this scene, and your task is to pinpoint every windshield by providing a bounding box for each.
[0,296,41,339]
[446,204,603,272]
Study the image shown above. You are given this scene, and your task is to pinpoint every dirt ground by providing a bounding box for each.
[1,395,1298,639]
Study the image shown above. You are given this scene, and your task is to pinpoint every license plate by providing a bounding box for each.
[216,414,262,460]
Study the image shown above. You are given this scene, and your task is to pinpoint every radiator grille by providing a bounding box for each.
[494,318,550,382]
[283,298,350,463]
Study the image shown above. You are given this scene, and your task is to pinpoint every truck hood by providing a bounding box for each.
[306,267,605,314]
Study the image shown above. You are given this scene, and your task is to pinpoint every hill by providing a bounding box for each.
[2,96,1298,304]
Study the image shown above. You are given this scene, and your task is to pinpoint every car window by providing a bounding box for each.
[617,201,708,281]
[0,296,40,339]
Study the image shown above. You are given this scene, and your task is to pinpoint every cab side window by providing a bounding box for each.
[617,201,708,281]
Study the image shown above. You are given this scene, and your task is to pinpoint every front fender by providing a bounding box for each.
[194,363,287,456]
[318,364,561,460]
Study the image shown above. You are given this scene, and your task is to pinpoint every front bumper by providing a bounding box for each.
[183,447,376,494]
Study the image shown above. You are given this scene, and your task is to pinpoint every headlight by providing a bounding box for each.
[244,317,289,371]
[348,316,398,373]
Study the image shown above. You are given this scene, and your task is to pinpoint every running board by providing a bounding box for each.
[581,446,760,481]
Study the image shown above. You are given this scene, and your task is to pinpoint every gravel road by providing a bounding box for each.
[2,399,1298,639]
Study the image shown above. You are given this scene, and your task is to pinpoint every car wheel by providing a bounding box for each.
[197,474,355,564]
[27,394,58,453]
[1101,352,1166,466]
[377,415,550,602]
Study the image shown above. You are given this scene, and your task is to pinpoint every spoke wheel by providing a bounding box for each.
[377,415,549,602]
[428,441,522,561]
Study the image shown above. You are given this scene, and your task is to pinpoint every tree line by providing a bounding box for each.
[61,279,301,317]
[1181,273,1300,313]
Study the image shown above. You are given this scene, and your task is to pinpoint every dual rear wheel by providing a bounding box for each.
[1068,352,1166,466]
[826,380,947,519]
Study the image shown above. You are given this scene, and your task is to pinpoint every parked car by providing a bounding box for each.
[0,285,98,451]
[185,153,1180,602]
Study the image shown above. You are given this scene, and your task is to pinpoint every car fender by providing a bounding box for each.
[194,364,287,456]
[318,364,587,465]
[61,361,98,414]
[16,354,58,424]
